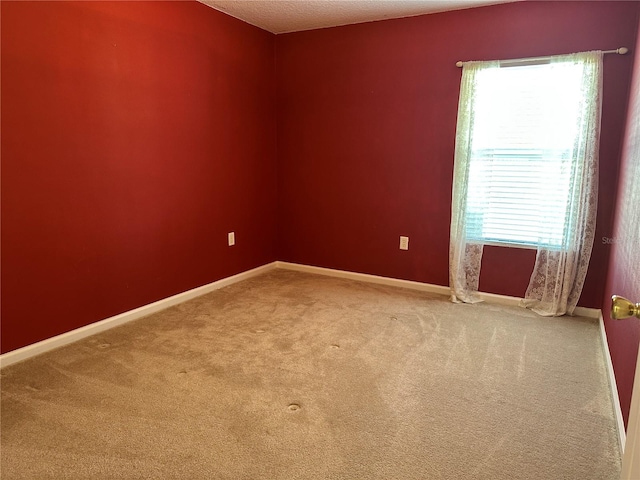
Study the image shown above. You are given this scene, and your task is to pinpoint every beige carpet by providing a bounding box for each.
[0,269,621,479]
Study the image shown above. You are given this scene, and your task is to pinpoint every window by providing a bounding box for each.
[449,51,602,314]
[463,61,587,248]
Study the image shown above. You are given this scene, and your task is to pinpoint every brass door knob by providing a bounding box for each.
[611,295,640,320]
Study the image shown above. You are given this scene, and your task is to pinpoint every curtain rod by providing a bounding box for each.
[455,47,629,68]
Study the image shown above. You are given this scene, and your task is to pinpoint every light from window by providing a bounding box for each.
[464,62,585,248]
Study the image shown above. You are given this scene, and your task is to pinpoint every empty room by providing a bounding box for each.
[2,0,640,478]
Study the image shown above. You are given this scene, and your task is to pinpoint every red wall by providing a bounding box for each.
[1,2,277,353]
[276,1,639,306]
[602,16,640,427]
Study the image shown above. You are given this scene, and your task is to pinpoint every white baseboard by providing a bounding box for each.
[0,262,278,369]
[599,312,627,454]
[275,261,452,296]
[276,261,602,318]
[574,306,602,319]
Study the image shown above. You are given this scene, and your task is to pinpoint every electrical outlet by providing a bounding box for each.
[228,232,235,246]
[399,236,409,250]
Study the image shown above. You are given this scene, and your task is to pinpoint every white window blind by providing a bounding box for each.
[464,62,585,248]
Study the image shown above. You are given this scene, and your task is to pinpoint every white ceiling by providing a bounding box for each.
[199,0,519,34]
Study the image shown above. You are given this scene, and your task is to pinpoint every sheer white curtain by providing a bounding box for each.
[522,52,603,316]
[449,52,603,315]
[449,60,499,304]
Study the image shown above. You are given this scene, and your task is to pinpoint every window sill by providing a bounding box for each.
[467,240,539,250]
